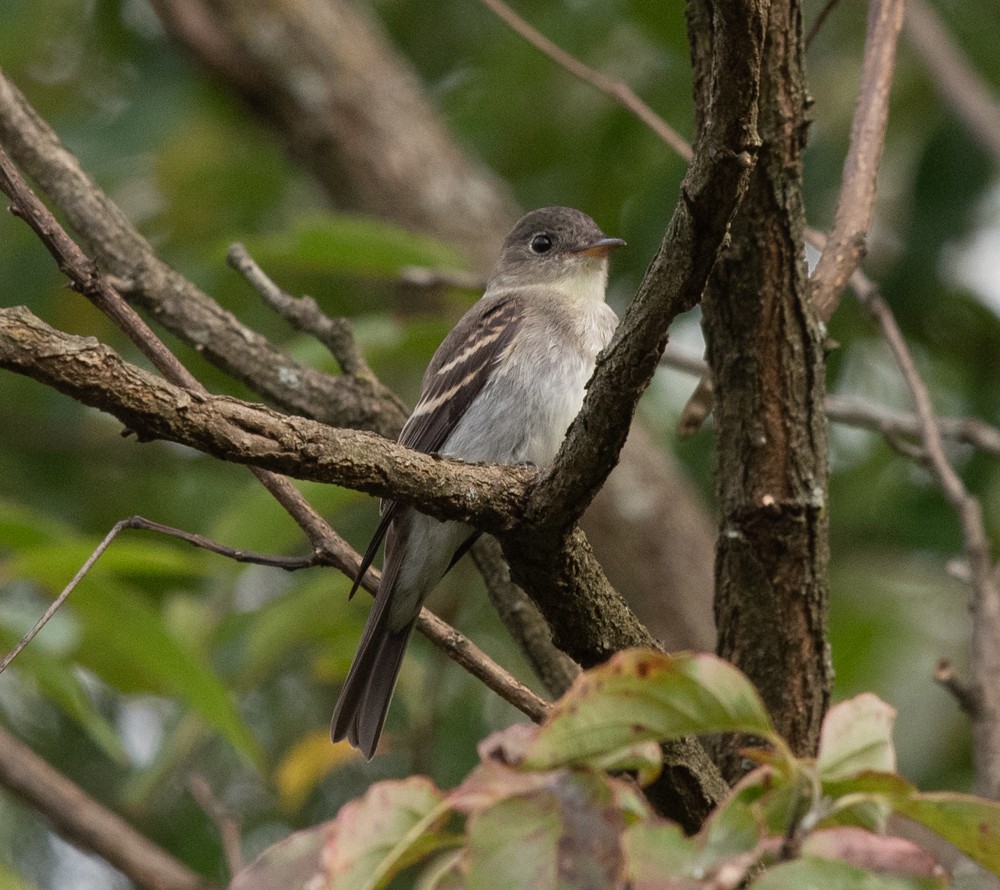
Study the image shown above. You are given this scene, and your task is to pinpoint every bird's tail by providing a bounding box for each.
[330,600,416,760]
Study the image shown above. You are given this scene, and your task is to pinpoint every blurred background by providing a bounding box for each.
[1,0,999,886]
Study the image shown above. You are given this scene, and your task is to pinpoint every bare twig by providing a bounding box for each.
[0,724,215,890]
[810,0,905,321]
[661,344,1000,458]
[477,0,692,161]
[0,519,123,674]
[0,516,316,675]
[805,0,843,49]
[934,659,979,719]
[905,0,1000,168]
[188,775,244,876]
[853,267,1000,799]
[825,396,1000,459]
[227,243,388,391]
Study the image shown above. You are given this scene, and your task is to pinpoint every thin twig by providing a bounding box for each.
[805,0,843,49]
[227,243,374,384]
[0,519,124,674]
[661,344,1000,458]
[477,0,692,161]
[0,516,318,675]
[853,267,1000,799]
[810,0,905,322]
[188,775,244,876]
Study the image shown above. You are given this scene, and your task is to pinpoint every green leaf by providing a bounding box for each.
[752,857,945,890]
[819,772,1000,876]
[522,651,778,771]
[232,784,456,890]
[68,584,262,766]
[322,777,451,890]
[241,214,465,279]
[817,694,897,781]
[466,795,560,890]
[464,771,625,890]
[892,792,1000,875]
[622,822,700,883]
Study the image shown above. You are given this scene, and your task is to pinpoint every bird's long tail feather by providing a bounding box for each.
[331,597,415,760]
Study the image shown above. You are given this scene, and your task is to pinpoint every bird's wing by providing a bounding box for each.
[399,292,524,454]
[349,293,524,597]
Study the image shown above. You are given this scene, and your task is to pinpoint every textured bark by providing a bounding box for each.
[0,307,531,529]
[0,70,406,437]
[690,0,832,774]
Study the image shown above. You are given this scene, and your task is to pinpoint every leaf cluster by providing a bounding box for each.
[232,652,1000,889]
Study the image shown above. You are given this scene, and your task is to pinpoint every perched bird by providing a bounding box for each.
[331,206,624,758]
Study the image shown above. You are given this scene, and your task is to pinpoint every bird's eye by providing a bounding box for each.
[530,233,553,254]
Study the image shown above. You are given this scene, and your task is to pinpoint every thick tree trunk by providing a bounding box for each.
[690,0,831,776]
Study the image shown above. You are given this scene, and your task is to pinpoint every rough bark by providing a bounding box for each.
[0,69,406,437]
[690,0,832,775]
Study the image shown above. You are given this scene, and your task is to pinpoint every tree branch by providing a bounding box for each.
[809,0,905,321]
[523,0,762,535]
[226,242,382,386]
[0,308,535,533]
[0,68,404,436]
[904,0,1000,169]
[662,344,1000,458]
[477,0,692,161]
[0,724,216,890]
[851,269,1000,799]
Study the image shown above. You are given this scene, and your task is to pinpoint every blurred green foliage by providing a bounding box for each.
[1,0,999,886]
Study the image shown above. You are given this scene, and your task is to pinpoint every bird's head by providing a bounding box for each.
[487,206,625,302]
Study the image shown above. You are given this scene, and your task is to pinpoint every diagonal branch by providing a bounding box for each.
[477,0,692,161]
[0,723,216,890]
[809,0,905,321]
[0,68,404,436]
[851,268,1000,799]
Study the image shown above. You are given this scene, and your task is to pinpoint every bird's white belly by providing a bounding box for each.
[442,302,615,468]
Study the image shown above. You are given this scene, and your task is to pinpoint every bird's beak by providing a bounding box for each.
[570,236,627,258]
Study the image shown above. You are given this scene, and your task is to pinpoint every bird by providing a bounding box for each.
[331,206,625,758]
